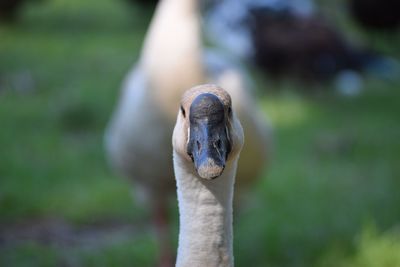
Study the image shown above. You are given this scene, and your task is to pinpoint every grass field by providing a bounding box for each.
[1,0,400,266]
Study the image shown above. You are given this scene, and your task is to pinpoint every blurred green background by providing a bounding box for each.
[0,0,399,266]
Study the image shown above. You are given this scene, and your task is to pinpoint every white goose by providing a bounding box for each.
[172,84,243,267]
[105,0,270,265]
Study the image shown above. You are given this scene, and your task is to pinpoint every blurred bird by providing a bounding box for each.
[205,0,396,86]
[105,0,270,266]
[250,9,376,81]
[204,0,315,61]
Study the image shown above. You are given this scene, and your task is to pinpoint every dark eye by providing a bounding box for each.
[228,107,232,116]
[180,105,186,118]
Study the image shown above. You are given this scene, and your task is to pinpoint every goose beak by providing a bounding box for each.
[187,93,231,180]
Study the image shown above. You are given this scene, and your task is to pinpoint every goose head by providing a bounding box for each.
[173,84,244,180]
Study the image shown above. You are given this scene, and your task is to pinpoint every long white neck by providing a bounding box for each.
[173,152,237,267]
[141,0,205,118]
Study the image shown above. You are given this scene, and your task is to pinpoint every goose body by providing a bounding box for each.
[106,0,203,197]
[172,84,244,267]
[106,0,269,196]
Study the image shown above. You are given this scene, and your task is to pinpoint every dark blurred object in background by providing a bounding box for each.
[0,0,25,22]
[250,8,378,81]
[123,0,158,7]
[0,0,42,22]
[349,0,400,31]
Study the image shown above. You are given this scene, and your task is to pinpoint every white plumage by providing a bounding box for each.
[105,0,271,265]
[172,84,244,267]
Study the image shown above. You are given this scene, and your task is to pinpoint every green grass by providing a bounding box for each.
[0,0,149,223]
[0,235,157,267]
[234,79,400,266]
[319,224,400,267]
[0,242,59,267]
[1,0,400,266]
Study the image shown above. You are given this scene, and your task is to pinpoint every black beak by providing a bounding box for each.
[187,93,231,179]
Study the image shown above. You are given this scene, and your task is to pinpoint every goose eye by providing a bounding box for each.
[180,106,186,118]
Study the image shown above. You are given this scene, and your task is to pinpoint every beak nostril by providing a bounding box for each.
[215,139,222,150]
[196,140,201,153]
